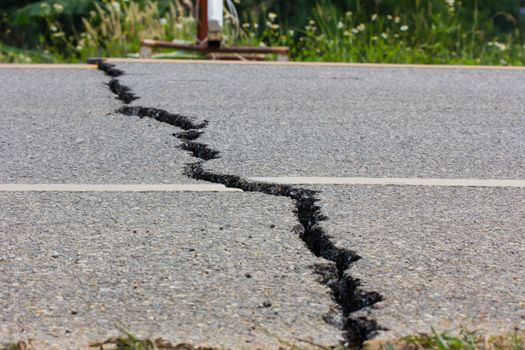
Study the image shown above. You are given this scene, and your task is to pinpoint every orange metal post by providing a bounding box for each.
[197,0,208,43]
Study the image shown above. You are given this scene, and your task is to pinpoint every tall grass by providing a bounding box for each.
[290,1,525,65]
[2,0,525,65]
[78,0,194,59]
[9,0,196,62]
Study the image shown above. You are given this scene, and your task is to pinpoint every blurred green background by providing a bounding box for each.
[1,0,525,64]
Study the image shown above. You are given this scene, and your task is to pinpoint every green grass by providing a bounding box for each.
[285,2,525,65]
[0,41,56,63]
[88,331,212,350]
[3,0,525,64]
[3,328,523,350]
[368,328,525,350]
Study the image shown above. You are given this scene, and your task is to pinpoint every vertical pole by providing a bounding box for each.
[197,0,208,44]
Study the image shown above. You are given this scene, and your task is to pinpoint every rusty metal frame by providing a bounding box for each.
[142,39,288,56]
[140,39,289,61]
[140,0,289,61]
[196,0,208,43]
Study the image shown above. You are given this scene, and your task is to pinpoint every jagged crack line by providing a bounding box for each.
[94,60,385,348]
[118,106,207,130]
[88,59,138,104]
[180,142,220,161]
[174,130,204,141]
[88,58,124,77]
[184,162,385,347]
[108,79,139,104]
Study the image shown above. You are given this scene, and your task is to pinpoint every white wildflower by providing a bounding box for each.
[53,3,64,13]
[400,25,409,31]
[268,12,277,21]
[494,42,507,51]
[111,1,120,12]
[337,21,344,29]
[371,14,378,21]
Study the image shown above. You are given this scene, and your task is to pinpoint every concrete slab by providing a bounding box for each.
[0,191,341,348]
[112,62,524,180]
[0,68,200,184]
[310,185,525,339]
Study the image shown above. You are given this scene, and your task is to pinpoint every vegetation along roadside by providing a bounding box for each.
[2,0,525,64]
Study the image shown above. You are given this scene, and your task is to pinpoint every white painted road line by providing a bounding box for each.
[0,184,242,192]
[248,177,525,188]
[0,64,97,69]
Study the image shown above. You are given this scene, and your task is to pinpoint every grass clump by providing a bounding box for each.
[89,331,216,350]
[1,328,524,350]
[291,2,525,65]
[367,328,524,350]
[4,0,525,64]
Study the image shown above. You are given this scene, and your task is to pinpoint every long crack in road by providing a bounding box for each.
[93,59,384,347]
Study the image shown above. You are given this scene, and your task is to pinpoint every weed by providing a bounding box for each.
[78,0,195,60]
[367,328,525,350]
[293,2,525,65]
[2,329,524,350]
[89,330,214,350]
[3,0,525,64]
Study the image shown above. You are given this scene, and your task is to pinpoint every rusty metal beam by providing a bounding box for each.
[141,39,289,56]
[196,0,208,43]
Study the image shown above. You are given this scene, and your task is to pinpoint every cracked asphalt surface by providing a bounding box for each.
[0,69,200,184]
[113,61,525,179]
[312,185,525,339]
[1,191,340,348]
[1,61,524,348]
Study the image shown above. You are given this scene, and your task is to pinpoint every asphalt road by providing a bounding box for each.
[1,61,524,348]
[0,68,199,184]
[313,185,525,339]
[1,191,340,348]
[114,61,525,179]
